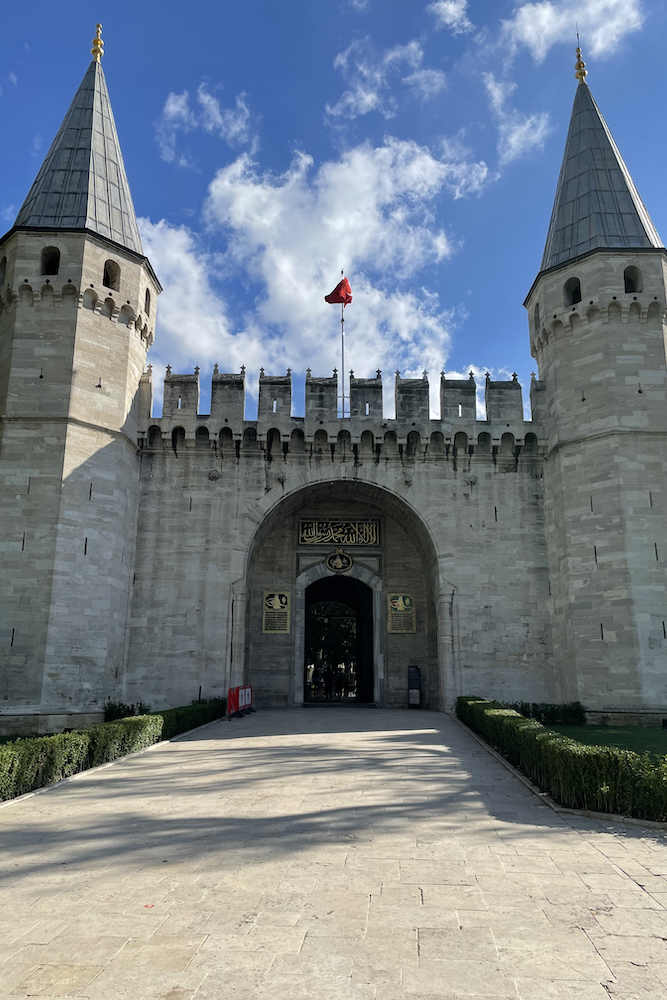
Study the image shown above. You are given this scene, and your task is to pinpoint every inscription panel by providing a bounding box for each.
[263,592,290,634]
[388,594,416,634]
[299,519,380,546]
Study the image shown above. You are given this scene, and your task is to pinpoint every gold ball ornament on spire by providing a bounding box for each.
[575,46,587,84]
[91,24,104,62]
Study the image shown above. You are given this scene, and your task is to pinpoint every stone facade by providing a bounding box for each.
[1,57,667,733]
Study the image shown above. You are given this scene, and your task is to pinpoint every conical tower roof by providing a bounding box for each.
[541,81,662,271]
[14,58,142,254]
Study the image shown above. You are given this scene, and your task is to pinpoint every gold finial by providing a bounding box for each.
[91,24,104,62]
[575,46,587,84]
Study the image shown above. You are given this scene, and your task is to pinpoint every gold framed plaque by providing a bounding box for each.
[388,594,416,634]
[262,592,290,634]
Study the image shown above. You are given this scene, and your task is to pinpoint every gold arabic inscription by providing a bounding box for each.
[299,519,380,546]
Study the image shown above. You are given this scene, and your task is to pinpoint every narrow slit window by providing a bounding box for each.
[177,397,182,409]
[655,543,660,562]
[10,628,15,647]
[663,622,666,639]
[27,476,31,494]
[590,496,593,512]
[89,483,93,500]
[40,246,60,276]
[365,402,370,415]
[103,259,121,290]
[84,537,88,555]
[594,545,598,564]
[564,276,581,306]
[624,266,643,294]
[145,288,151,316]
[458,403,462,417]
[189,497,193,511]
[600,623,604,640]
[650,490,654,507]
[21,532,25,551]
[494,506,498,522]
[272,399,277,413]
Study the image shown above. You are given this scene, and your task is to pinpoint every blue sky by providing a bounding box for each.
[1,0,666,418]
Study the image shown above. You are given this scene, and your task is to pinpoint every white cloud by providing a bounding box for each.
[483,73,551,166]
[428,0,474,34]
[503,0,644,62]
[402,68,448,100]
[143,137,494,416]
[327,38,446,121]
[197,89,252,145]
[139,219,264,392]
[155,86,254,166]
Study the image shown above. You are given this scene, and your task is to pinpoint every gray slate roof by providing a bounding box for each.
[14,60,142,254]
[541,82,662,270]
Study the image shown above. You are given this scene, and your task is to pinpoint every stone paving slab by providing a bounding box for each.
[1,708,667,998]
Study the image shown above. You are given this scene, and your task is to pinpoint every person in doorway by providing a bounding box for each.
[323,664,334,700]
[335,668,345,700]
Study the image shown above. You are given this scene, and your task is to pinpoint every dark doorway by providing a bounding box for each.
[304,576,373,704]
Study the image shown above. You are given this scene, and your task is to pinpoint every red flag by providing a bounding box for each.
[324,277,352,306]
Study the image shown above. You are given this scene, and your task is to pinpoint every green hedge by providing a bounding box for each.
[0,697,227,802]
[502,701,586,726]
[158,698,228,740]
[456,696,667,822]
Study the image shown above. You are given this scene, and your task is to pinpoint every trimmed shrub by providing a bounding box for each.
[156,698,228,740]
[0,697,226,802]
[0,731,90,801]
[456,696,667,822]
[104,700,151,721]
[503,701,586,726]
[87,715,164,767]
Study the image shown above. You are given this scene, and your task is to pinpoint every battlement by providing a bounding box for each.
[139,367,545,458]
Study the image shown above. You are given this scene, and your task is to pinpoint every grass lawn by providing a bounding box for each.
[551,724,667,759]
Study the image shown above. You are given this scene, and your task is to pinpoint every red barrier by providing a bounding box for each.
[227,685,253,717]
[227,686,240,715]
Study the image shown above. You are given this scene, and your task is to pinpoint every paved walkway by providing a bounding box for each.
[1,709,667,999]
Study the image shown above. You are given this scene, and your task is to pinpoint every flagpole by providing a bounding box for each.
[341,298,345,418]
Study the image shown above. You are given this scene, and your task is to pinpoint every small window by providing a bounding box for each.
[564,277,581,306]
[145,288,151,316]
[177,397,182,409]
[365,402,370,416]
[272,399,277,413]
[103,259,120,290]
[624,266,642,294]
[0,257,6,286]
[533,302,540,333]
[41,247,60,276]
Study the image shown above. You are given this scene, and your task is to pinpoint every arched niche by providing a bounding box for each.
[219,427,234,454]
[242,479,446,710]
[290,428,305,453]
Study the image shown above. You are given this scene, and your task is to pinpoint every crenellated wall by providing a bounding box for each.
[138,368,545,458]
[126,365,553,713]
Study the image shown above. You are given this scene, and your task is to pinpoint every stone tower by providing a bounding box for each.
[524,52,667,714]
[0,28,161,732]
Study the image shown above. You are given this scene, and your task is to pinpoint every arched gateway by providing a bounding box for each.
[243,480,443,708]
